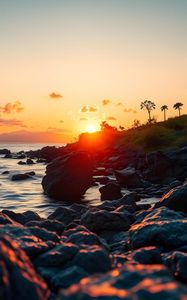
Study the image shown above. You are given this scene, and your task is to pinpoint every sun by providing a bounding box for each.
[87,123,97,133]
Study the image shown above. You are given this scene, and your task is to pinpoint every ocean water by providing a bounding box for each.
[0,143,158,217]
[0,143,101,217]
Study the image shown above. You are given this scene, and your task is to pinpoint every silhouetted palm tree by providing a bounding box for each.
[161,105,168,121]
[140,100,156,122]
[173,102,183,116]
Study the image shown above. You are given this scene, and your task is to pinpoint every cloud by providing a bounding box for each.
[80,117,88,121]
[102,99,111,106]
[0,101,24,114]
[89,106,97,112]
[116,102,124,107]
[59,120,64,123]
[0,118,26,127]
[124,108,137,113]
[49,92,63,99]
[106,116,117,121]
[47,127,72,133]
[81,106,97,113]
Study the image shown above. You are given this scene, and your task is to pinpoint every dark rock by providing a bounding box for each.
[94,176,109,184]
[0,148,11,155]
[59,262,187,299]
[0,212,15,225]
[35,243,78,268]
[2,170,9,175]
[2,210,41,225]
[51,266,88,289]
[163,251,187,282]
[42,152,93,200]
[48,207,76,225]
[4,153,12,158]
[66,230,102,246]
[11,173,32,181]
[115,167,143,188]
[155,184,187,214]
[99,182,122,201]
[72,245,111,274]
[18,161,27,165]
[81,209,131,233]
[0,235,50,300]
[132,246,162,264]
[26,219,65,235]
[27,158,35,164]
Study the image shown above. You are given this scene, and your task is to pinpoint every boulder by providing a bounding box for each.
[0,235,50,300]
[115,167,143,188]
[99,182,122,201]
[26,158,35,164]
[155,184,187,213]
[81,209,131,232]
[42,152,93,200]
[11,173,32,181]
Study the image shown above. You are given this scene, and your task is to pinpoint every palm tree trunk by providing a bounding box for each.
[179,108,181,116]
[164,110,166,121]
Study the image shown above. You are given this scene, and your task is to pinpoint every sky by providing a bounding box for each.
[0,0,186,142]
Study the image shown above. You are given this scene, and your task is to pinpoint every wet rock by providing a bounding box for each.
[2,170,9,175]
[163,251,187,282]
[59,262,187,299]
[0,212,15,225]
[115,167,143,188]
[35,243,78,268]
[94,176,109,184]
[42,152,93,200]
[155,184,187,214]
[18,160,27,165]
[72,245,111,274]
[81,209,131,233]
[48,206,76,225]
[130,209,187,250]
[11,173,32,181]
[2,210,41,225]
[27,158,35,164]
[0,148,11,155]
[0,235,50,300]
[66,230,102,246]
[26,219,65,235]
[99,182,122,201]
[4,153,12,158]
[132,246,162,264]
[51,266,88,289]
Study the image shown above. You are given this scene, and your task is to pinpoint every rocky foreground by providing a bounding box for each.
[0,143,187,299]
[0,184,187,299]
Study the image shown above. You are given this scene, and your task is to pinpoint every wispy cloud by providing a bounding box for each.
[102,99,111,106]
[116,102,124,107]
[80,117,88,121]
[106,116,117,121]
[0,118,26,127]
[124,108,137,113]
[49,92,63,99]
[81,106,97,113]
[0,101,24,114]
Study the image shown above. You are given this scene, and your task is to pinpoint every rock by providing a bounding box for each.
[72,245,111,274]
[11,173,32,181]
[163,251,187,282]
[18,161,27,165]
[94,176,109,184]
[51,266,88,289]
[48,207,76,225]
[27,158,35,164]
[4,153,12,158]
[155,184,187,214]
[59,262,187,299]
[130,208,187,250]
[2,210,41,225]
[81,209,131,232]
[26,219,65,235]
[66,230,102,246]
[2,170,9,175]
[99,182,122,201]
[131,246,162,264]
[0,148,11,155]
[0,235,50,300]
[35,243,78,268]
[42,151,93,200]
[115,167,143,188]
[0,212,15,225]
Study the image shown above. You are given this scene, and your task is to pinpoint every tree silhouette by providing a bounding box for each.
[161,105,168,121]
[140,100,156,122]
[173,102,183,116]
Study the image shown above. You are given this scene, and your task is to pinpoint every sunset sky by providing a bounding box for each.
[0,0,186,142]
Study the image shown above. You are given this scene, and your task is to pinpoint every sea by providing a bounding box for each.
[0,143,101,217]
[0,143,158,218]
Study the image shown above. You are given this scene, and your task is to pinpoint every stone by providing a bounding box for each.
[48,206,76,225]
[27,158,35,164]
[0,235,50,300]
[26,219,65,235]
[115,167,143,188]
[81,209,131,232]
[42,151,93,200]
[131,246,162,264]
[99,182,122,201]
[155,184,187,214]
[11,173,32,181]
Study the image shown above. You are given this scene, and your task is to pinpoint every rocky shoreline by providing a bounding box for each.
[0,144,187,299]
